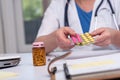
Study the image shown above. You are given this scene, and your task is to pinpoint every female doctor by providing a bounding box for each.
[35,0,120,54]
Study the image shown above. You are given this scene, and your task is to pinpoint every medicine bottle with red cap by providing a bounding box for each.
[32,42,46,66]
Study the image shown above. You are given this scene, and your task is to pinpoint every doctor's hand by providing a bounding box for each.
[91,27,119,47]
[55,27,76,50]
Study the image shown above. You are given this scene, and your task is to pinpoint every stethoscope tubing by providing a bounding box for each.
[95,0,119,30]
[64,0,119,30]
[112,14,119,30]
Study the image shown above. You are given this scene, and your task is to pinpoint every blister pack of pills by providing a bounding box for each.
[71,32,94,46]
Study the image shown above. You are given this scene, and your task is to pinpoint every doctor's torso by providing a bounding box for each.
[38,0,120,51]
[58,0,119,33]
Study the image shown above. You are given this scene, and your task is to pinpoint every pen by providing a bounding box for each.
[63,63,71,79]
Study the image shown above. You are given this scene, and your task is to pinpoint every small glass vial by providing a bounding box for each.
[32,42,46,66]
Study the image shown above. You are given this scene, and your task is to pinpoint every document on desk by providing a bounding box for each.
[64,52,120,80]
[0,71,17,79]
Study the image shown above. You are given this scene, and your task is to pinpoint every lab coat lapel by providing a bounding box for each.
[89,0,102,33]
[67,0,114,34]
[90,0,116,33]
[68,0,83,34]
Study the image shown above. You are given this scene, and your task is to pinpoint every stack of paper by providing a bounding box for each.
[65,53,120,80]
[0,71,17,79]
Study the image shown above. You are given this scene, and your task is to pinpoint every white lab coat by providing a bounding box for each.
[37,0,120,51]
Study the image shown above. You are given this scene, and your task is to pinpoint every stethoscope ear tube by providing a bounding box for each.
[64,0,70,26]
[94,0,119,30]
[95,0,104,17]
[112,14,119,30]
[107,0,115,14]
[64,0,119,31]
[107,0,119,30]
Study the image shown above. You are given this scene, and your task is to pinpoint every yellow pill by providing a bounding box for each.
[77,33,94,46]
[89,37,94,40]
[85,32,89,34]
[85,33,91,37]
[90,40,94,43]
[82,35,86,37]
[85,34,94,41]
[82,35,87,38]
[81,37,86,39]
[87,35,92,37]
[88,36,93,39]
[81,35,83,37]
[89,37,94,41]
[81,37,87,40]
[84,39,90,43]
[84,39,90,42]
[84,39,89,42]
[81,42,87,45]
[85,34,91,37]
[83,37,89,40]
[85,33,89,36]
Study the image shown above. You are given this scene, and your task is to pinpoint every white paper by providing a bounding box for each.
[66,52,120,75]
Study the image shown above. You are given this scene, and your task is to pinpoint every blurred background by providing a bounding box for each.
[0,0,50,53]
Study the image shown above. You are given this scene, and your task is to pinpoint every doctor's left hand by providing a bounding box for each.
[91,27,119,47]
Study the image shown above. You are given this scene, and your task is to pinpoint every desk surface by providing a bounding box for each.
[1,50,120,80]
[1,53,53,80]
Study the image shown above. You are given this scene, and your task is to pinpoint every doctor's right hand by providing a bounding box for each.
[55,27,76,50]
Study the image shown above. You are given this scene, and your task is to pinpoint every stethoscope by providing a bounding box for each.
[64,0,119,30]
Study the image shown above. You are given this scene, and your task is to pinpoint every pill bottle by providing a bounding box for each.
[32,42,46,66]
